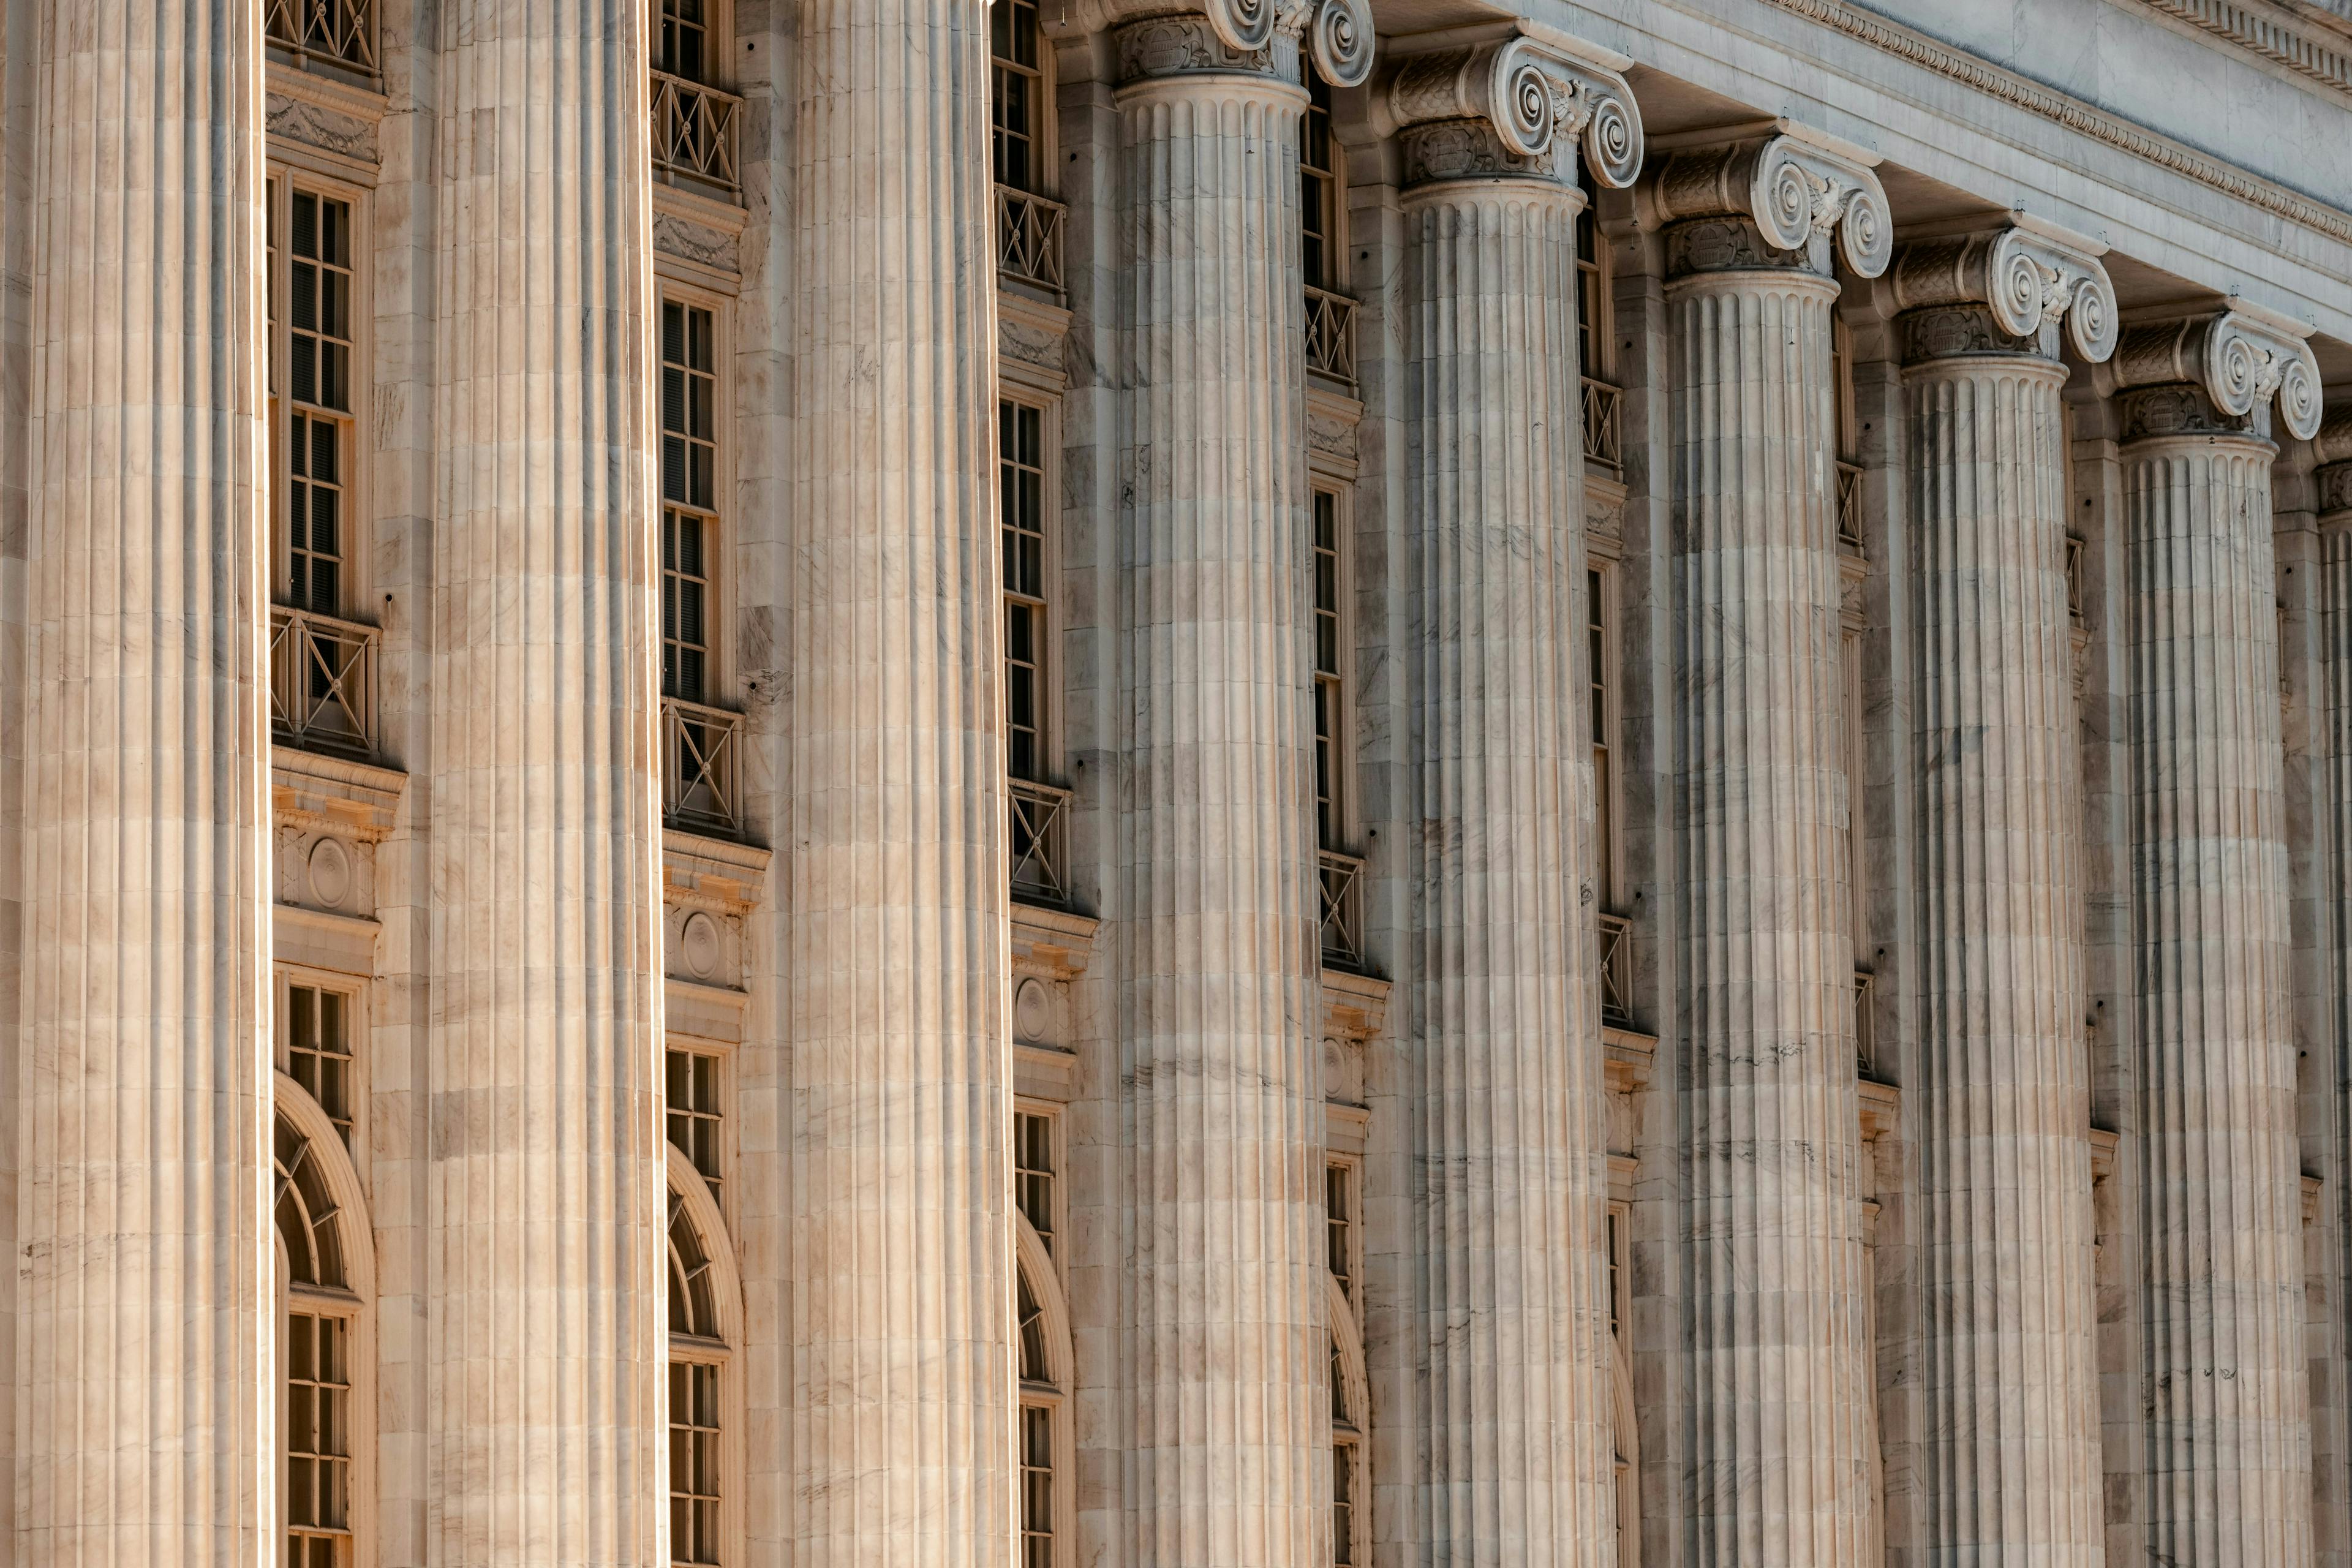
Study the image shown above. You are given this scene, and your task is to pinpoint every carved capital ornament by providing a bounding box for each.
[1888,227,2117,363]
[2111,311,2323,442]
[1651,134,1891,278]
[1119,0,1373,86]
[1385,33,1643,190]
[2314,405,2352,521]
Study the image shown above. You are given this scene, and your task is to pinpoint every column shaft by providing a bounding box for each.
[1667,232,1873,1562]
[2123,394,2310,1563]
[1904,337,2101,1556]
[785,4,1014,1565]
[1402,175,1610,1563]
[18,3,271,1559]
[428,6,667,1561]
[1117,31,1325,1568]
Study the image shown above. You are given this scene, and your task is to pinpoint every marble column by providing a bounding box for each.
[428,6,666,1562]
[2319,409,2352,1568]
[2110,311,2324,1565]
[18,2,271,1560]
[1114,5,1351,1562]
[1885,228,2116,1559]
[1387,37,1641,1566]
[785,4,1014,1566]
[1648,133,1891,1563]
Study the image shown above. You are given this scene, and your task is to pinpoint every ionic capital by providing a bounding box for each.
[1385,31,1643,190]
[2111,311,2323,443]
[1116,0,1371,88]
[1650,133,1891,279]
[1888,227,2117,364]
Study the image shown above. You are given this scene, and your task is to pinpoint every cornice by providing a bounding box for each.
[2133,0,2352,99]
[1755,0,2352,246]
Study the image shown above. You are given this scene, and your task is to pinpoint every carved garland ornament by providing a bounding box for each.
[1888,227,2118,362]
[2111,311,2323,441]
[1385,34,1645,189]
[1651,134,1892,278]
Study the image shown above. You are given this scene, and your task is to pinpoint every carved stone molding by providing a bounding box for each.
[1118,1,1368,86]
[654,211,740,276]
[2112,310,2323,440]
[266,92,375,164]
[2133,0,2352,100]
[1305,0,1373,86]
[1651,134,1891,279]
[1889,227,2117,363]
[2316,405,2352,519]
[1385,33,1643,189]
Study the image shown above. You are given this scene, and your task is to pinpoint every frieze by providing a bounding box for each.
[266,92,375,164]
[654,211,739,276]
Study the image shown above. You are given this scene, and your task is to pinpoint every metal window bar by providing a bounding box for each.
[2064,533,2088,625]
[1580,376,1623,472]
[270,605,379,754]
[651,70,743,198]
[265,0,377,76]
[663,695,744,837]
[1597,911,1635,1030]
[1855,968,1877,1076]
[1304,285,1359,385]
[1009,777,1073,907]
[995,186,1068,295]
[1318,848,1366,970]
[1836,461,1866,556]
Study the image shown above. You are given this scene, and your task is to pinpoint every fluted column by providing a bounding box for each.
[1115,6,1346,1561]
[428,7,665,1562]
[1387,37,1641,1566]
[2111,313,2323,1564]
[1886,228,2117,1559]
[785,5,1013,1566]
[18,7,270,1562]
[2320,412,2352,1562]
[1649,134,1891,1562]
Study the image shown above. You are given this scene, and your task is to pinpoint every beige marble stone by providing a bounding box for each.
[424,4,668,1561]
[784,5,1017,1566]
[18,3,273,1560]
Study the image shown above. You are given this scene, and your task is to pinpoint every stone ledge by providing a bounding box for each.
[663,828,771,917]
[272,743,406,840]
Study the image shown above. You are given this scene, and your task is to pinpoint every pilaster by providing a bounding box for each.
[1385,29,1643,1564]
[2111,307,2324,1566]
[784,6,1015,1566]
[19,2,273,1558]
[1884,224,2116,1561]
[1647,129,1890,1563]
[426,5,666,1561]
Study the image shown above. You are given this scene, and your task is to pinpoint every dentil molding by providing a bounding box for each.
[2111,309,2324,439]
[1650,132,1892,277]
[1887,227,2119,361]
[1385,31,1644,189]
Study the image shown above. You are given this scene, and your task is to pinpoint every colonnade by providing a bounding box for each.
[9,1,2339,1564]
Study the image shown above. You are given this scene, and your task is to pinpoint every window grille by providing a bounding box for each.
[666,1048,726,1208]
[286,984,355,1145]
[265,0,377,77]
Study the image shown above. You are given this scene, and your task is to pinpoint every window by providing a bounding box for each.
[1314,490,1344,851]
[1018,1265,1056,1568]
[669,1188,728,1567]
[657,0,710,82]
[992,0,1043,192]
[1589,568,1615,911]
[284,983,355,1145]
[286,1311,353,1568]
[666,1047,726,1208]
[1330,1325,1362,1568]
[1016,1111,1056,1257]
[1575,162,1608,381]
[1301,67,1339,291]
[662,300,718,704]
[270,182,356,616]
[1001,401,1048,783]
[1325,1163,1352,1301]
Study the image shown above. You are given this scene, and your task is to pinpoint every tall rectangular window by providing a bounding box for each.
[1574,166,1605,380]
[1001,401,1047,783]
[657,0,709,81]
[666,1047,726,1208]
[286,1310,353,1568]
[1314,490,1344,851]
[1589,568,1613,910]
[1020,1403,1054,1568]
[662,300,718,704]
[991,0,1042,191]
[285,984,355,1145]
[271,184,355,615]
[1325,1163,1352,1300]
[1300,67,1338,290]
[1016,1110,1056,1256]
[670,1359,722,1564]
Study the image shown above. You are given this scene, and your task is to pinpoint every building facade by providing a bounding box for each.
[3,0,2351,1564]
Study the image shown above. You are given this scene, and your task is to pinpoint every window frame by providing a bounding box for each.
[659,287,733,709]
[998,393,1062,786]
[1574,164,1614,385]
[1016,1215,1077,1568]
[1325,1270,1370,1568]
[1014,1101,1064,1279]
[265,167,372,619]
[990,0,1055,197]
[1300,63,1348,296]
[1324,1158,1359,1314]
[665,1037,734,1227]
[1311,483,1354,856]
[275,966,371,1184]
[653,0,735,88]
[1586,561,1625,914]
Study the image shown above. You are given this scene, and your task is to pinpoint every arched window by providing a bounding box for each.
[1016,1216,1074,1568]
[669,1182,731,1566]
[274,1091,371,1568]
[1327,1273,1368,1568]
